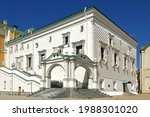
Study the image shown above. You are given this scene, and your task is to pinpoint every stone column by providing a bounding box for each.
[41,64,46,89]
[69,60,76,88]
[47,76,51,88]
[93,65,98,89]
[63,60,69,88]
[88,77,93,89]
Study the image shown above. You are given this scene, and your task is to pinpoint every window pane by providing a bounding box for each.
[76,45,82,54]
[114,53,117,64]
[101,47,104,60]
[65,36,68,45]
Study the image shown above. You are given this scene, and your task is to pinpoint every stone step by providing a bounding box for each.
[29,88,111,99]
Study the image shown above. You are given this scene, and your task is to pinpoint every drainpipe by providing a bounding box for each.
[31,30,35,74]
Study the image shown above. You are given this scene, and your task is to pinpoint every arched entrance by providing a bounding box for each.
[47,64,65,88]
[75,65,92,89]
[41,53,98,89]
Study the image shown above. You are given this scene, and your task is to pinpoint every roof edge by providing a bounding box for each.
[6,6,138,46]
[141,42,150,51]
[92,7,138,45]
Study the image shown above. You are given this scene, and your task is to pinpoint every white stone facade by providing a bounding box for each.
[0,7,138,95]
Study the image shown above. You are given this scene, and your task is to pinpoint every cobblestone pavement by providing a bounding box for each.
[0,94,150,100]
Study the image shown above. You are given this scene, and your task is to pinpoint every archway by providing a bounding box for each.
[75,65,92,89]
[47,64,65,88]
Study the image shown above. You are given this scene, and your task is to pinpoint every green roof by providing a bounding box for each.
[6,6,138,46]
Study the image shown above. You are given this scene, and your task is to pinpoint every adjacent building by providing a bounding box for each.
[140,43,150,93]
[0,20,23,66]
[0,7,138,95]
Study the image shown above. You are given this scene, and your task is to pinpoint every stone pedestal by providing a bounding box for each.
[92,81,98,89]
[47,77,51,88]
[88,78,93,89]
[63,78,76,88]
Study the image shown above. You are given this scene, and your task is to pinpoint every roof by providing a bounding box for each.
[141,42,150,51]
[6,6,138,46]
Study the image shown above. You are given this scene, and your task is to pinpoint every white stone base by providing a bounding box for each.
[63,78,76,88]
[92,81,98,89]
[88,78,93,89]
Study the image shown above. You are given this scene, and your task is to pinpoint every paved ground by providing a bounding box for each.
[0,94,150,100]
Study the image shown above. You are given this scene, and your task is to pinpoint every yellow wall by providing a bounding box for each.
[0,23,21,66]
[0,24,5,28]
[0,34,4,66]
[10,29,20,40]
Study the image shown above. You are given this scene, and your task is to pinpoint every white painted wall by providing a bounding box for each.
[0,7,138,95]
[93,18,137,94]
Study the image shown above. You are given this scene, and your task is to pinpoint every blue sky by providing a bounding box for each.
[0,0,150,68]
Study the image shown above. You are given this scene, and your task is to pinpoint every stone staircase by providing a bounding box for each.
[30,88,66,98]
[29,88,110,99]
[71,89,110,99]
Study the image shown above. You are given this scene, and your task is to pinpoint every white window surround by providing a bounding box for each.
[127,46,132,56]
[16,56,24,70]
[98,42,108,64]
[123,54,129,71]
[62,32,70,46]
[130,58,136,74]
[108,33,114,47]
[20,43,24,51]
[112,49,120,69]
[72,40,85,55]
[38,50,46,68]
[26,54,33,70]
